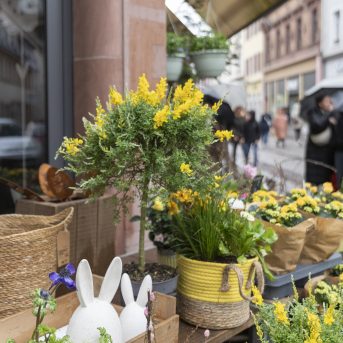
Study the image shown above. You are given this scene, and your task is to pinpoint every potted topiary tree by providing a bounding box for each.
[57,76,225,291]
[167,32,186,82]
[190,33,229,78]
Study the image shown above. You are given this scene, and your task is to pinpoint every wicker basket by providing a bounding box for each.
[0,207,74,319]
[177,256,264,329]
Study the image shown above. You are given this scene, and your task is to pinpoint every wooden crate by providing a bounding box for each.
[0,275,179,343]
[16,195,126,275]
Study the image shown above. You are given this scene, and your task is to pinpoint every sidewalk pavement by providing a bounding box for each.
[232,130,307,191]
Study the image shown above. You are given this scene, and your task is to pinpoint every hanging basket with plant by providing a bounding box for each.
[189,33,229,79]
[167,32,186,82]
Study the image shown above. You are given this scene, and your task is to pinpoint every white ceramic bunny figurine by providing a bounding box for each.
[67,257,123,343]
[120,273,153,342]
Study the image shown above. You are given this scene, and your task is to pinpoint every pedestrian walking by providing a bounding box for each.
[273,107,288,148]
[292,116,303,142]
[259,112,272,145]
[306,94,336,185]
[231,106,246,164]
[242,110,260,166]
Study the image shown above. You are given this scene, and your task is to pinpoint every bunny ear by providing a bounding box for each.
[121,273,135,306]
[136,275,152,307]
[76,259,94,307]
[98,257,122,302]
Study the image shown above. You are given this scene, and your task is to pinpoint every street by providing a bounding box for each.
[233,126,307,192]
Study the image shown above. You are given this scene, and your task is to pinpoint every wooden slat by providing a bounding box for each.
[128,315,179,343]
[178,318,254,343]
[96,196,116,275]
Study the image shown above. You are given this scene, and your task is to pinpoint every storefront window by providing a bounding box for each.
[0,0,46,213]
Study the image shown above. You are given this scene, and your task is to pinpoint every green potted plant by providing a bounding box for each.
[189,33,228,78]
[57,76,223,291]
[167,32,186,82]
[167,178,277,329]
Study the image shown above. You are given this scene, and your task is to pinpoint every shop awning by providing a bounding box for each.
[187,0,286,37]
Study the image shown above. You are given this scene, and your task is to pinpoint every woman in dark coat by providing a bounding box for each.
[305,94,336,185]
[334,111,343,188]
[242,110,260,166]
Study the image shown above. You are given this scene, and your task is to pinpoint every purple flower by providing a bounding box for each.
[49,263,76,290]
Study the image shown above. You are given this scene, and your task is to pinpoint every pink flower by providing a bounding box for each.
[144,307,149,317]
[243,164,257,180]
[240,192,248,200]
[204,329,210,338]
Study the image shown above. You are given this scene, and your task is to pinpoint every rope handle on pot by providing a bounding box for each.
[220,265,251,301]
[245,261,265,294]
[220,261,265,301]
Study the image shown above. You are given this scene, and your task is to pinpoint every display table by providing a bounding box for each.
[178,318,256,343]
[264,253,342,299]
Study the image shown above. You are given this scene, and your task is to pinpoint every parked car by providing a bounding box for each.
[0,118,43,165]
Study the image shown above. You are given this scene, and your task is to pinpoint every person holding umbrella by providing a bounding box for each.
[306,93,337,185]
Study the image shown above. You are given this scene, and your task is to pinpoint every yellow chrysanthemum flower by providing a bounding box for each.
[109,86,123,106]
[152,197,164,211]
[180,163,193,176]
[153,105,169,128]
[251,285,263,306]
[63,137,83,156]
[273,302,289,325]
[323,182,334,194]
[214,130,234,142]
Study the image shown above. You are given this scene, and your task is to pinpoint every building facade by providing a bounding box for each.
[321,0,343,79]
[241,20,264,118]
[263,0,321,114]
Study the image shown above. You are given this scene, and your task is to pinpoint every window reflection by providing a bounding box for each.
[0,0,46,213]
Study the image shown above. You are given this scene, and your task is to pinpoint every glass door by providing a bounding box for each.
[0,0,46,213]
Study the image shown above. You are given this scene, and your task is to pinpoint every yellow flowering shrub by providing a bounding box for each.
[254,282,343,343]
[214,129,234,142]
[57,74,221,271]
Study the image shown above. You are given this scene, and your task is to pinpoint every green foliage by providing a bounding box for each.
[57,76,217,270]
[170,178,277,273]
[255,287,343,343]
[190,33,228,52]
[167,32,187,55]
[98,327,113,343]
[32,288,56,318]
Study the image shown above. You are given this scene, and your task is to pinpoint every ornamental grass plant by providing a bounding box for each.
[57,75,229,272]
[167,177,277,276]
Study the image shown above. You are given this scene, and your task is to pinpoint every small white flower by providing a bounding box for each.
[229,199,245,210]
[240,211,255,222]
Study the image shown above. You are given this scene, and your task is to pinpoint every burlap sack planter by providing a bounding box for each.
[264,219,315,275]
[0,207,74,319]
[177,255,264,330]
[299,216,343,264]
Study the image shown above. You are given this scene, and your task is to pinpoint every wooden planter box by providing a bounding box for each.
[16,195,126,275]
[0,275,179,343]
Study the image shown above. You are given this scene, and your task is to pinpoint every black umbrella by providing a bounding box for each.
[300,78,343,120]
